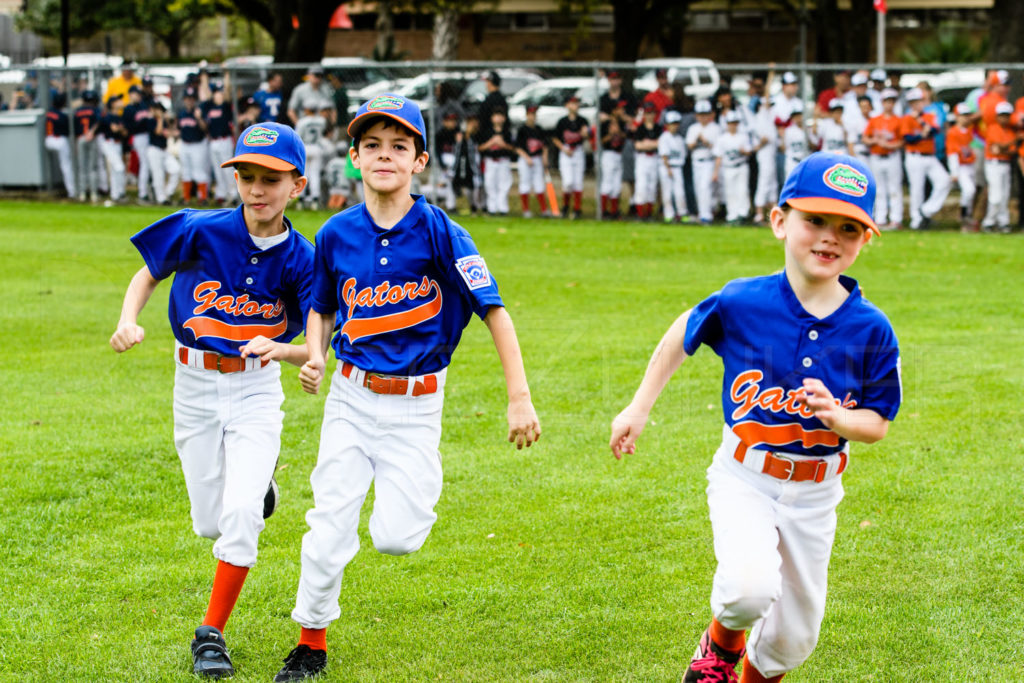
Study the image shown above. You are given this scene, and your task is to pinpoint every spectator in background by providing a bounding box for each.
[642,68,673,119]
[435,80,466,124]
[252,71,284,123]
[325,71,350,132]
[45,91,76,198]
[295,99,329,209]
[104,62,142,107]
[479,71,508,124]
[122,85,153,203]
[667,87,697,218]
[599,70,637,123]
[177,87,210,205]
[202,82,236,205]
[97,94,127,204]
[287,65,334,125]
[916,81,947,163]
[815,70,851,118]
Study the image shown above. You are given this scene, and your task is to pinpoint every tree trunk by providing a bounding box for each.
[611,0,645,62]
[375,0,395,59]
[432,8,459,61]
[990,0,1024,62]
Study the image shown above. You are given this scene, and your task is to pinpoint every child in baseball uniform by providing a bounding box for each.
[750,97,778,225]
[598,107,628,219]
[72,89,101,202]
[44,92,76,198]
[515,104,550,217]
[178,87,211,205]
[633,102,663,221]
[712,110,751,224]
[98,95,127,204]
[110,122,314,678]
[862,89,904,230]
[274,94,541,682]
[203,83,236,205]
[479,106,516,215]
[982,101,1017,232]
[611,152,901,683]
[946,103,978,231]
[781,102,814,179]
[295,100,329,209]
[659,110,688,222]
[686,100,721,224]
[901,88,950,230]
[325,141,350,210]
[453,111,484,216]
[435,111,461,211]
[818,98,850,155]
[553,94,589,219]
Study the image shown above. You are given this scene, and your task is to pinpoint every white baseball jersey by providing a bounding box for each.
[325,157,348,193]
[817,118,848,155]
[712,130,750,169]
[658,129,686,167]
[783,126,812,176]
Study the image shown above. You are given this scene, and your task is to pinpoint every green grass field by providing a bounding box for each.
[1,200,1022,682]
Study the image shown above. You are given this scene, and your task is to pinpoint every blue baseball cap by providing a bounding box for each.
[220,122,306,175]
[779,152,879,236]
[347,94,426,148]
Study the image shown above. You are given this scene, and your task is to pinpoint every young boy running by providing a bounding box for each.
[273,94,541,682]
[610,152,902,682]
[110,122,314,678]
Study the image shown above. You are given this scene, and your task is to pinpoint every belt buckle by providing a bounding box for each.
[215,354,231,373]
[770,452,796,481]
[365,374,389,393]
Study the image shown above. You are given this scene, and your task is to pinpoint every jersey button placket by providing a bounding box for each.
[376,236,392,272]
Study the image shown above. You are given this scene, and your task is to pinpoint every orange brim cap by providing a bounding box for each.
[347,94,426,147]
[220,152,296,171]
[786,196,879,236]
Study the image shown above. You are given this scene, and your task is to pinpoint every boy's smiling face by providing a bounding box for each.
[234,162,306,229]
[771,207,869,285]
[351,118,428,196]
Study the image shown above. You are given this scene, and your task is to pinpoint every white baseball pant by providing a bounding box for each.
[146,146,181,204]
[869,154,903,226]
[76,137,98,198]
[209,137,236,201]
[173,346,283,568]
[99,136,126,200]
[558,147,585,193]
[982,160,1011,228]
[905,152,951,228]
[633,152,659,205]
[753,146,777,209]
[45,136,76,197]
[518,154,545,195]
[304,143,324,205]
[720,164,750,221]
[692,157,716,221]
[291,366,446,629]
[706,426,845,678]
[658,164,686,220]
[949,156,976,211]
[484,157,512,214]
[180,140,211,185]
[438,152,457,210]
[131,132,150,199]
[599,150,622,198]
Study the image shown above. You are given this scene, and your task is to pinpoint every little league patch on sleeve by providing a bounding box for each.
[455,255,492,290]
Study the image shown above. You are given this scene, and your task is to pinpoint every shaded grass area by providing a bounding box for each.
[1,200,1022,681]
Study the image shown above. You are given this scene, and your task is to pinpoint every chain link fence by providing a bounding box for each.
[2,59,1022,226]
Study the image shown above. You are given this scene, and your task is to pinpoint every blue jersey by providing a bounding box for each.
[131,207,315,356]
[252,89,283,123]
[202,101,233,138]
[684,272,901,456]
[310,195,503,375]
[121,102,152,136]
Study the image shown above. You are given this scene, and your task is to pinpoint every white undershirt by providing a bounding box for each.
[250,228,289,250]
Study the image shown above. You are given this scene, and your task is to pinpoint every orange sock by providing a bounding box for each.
[299,627,327,651]
[536,192,547,211]
[182,181,193,202]
[198,182,209,200]
[739,653,785,682]
[709,617,746,654]
[201,560,249,633]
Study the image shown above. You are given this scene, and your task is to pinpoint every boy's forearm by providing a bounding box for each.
[630,310,692,413]
[484,307,531,400]
[119,266,160,325]
[825,408,889,444]
[304,310,335,362]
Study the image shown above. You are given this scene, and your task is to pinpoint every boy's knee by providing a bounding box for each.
[715,574,781,628]
[193,519,221,540]
[369,519,432,557]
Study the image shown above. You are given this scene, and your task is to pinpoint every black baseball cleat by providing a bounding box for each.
[263,477,279,519]
[274,645,327,682]
[191,625,234,678]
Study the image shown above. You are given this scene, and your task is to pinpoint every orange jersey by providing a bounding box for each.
[864,113,902,156]
[978,92,1007,134]
[984,122,1016,161]
[900,111,939,155]
[946,125,977,165]
[1014,96,1024,128]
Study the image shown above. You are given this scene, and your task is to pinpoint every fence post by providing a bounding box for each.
[593,62,603,221]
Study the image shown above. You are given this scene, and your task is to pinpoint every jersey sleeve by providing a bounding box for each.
[309,228,339,314]
[129,209,197,280]
[858,323,902,421]
[683,290,724,356]
[432,211,504,319]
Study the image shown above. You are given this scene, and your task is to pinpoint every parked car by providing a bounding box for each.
[322,57,408,102]
[633,57,720,101]
[507,76,604,130]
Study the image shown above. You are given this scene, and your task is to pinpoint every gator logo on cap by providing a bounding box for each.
[822,163,868,197]
[244,126,279,147]
[367,95,404,111]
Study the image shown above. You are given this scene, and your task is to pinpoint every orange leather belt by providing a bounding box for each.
[178,346,268,373]
[733,440,847,483]
[341,362,438,396]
